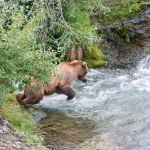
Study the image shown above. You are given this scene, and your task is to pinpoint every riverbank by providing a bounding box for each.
[0,116,42,150]
[0,95,47,150]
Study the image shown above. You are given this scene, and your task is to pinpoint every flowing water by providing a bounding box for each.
[39,56,150,150]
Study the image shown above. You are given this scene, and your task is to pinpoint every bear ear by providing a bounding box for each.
[82,62,87,66]
[70,60,79,65]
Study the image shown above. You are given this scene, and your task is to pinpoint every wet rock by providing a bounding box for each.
[32,109,47,122]
[47,144,57,150]
[99,3,150,69]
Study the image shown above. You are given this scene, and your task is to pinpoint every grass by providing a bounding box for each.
[1,94,46,150]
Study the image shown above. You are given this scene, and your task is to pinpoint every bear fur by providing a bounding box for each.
[16,60,88,106]
[16,77,45,105]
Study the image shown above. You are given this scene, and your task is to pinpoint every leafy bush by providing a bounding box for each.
[37,0,106,60]
[0,2,57,99]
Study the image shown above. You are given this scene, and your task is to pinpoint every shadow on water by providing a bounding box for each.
[40,109,95,149]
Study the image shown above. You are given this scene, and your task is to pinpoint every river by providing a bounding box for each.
[39,56,150,150]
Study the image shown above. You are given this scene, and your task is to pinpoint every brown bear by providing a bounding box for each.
[16,60,88,106]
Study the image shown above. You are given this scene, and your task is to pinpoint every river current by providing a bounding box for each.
[39,56,150,150]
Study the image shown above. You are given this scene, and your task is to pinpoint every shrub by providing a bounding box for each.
[0,2,57,99]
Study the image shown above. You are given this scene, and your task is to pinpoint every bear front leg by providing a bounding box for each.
[58,84,76,100]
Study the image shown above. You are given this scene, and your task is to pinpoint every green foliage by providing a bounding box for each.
[38,0,104,59]
[0,2,57,97]
[62,0,97,46]
[84,44,107,68]
[101,0,141,24]
[2,94,45,149]
[89,45,106,60]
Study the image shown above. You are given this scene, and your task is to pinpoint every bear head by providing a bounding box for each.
[70,60,88,82]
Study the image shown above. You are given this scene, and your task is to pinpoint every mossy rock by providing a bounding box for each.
[89,49,106,60]
[85,59,107,68]
[84,45,107,68]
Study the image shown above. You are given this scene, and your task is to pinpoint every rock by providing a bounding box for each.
[99,3,150,69]
[47,144,57,150]
[32,110,47,122]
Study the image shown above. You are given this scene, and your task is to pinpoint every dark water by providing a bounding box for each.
[39,56,150,150]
